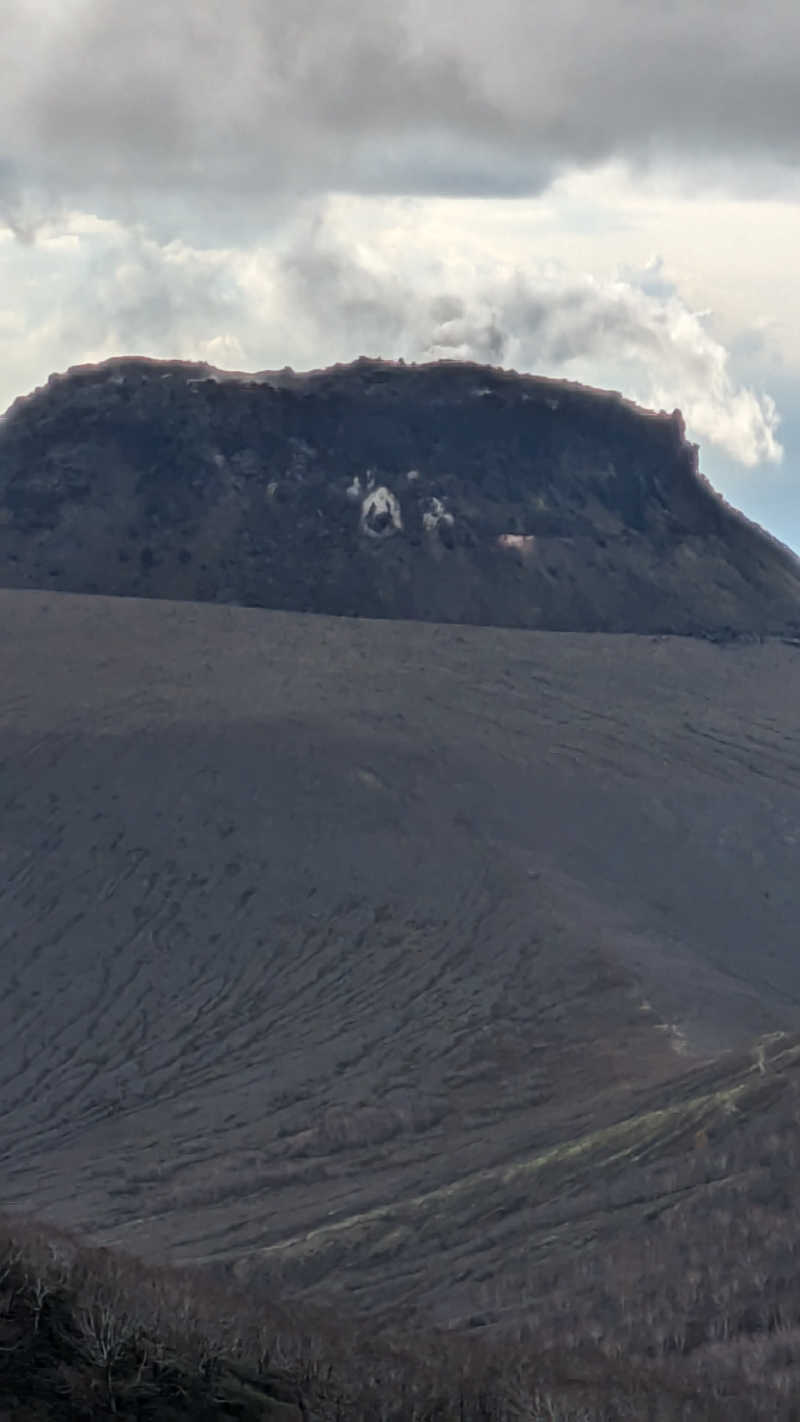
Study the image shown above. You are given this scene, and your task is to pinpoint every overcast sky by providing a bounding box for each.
[2,0,799,546]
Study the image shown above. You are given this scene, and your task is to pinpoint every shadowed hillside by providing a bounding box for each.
[4,589,800,1366]
[2,356,799,635]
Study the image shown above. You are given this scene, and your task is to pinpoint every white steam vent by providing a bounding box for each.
[422,497,455,533]
[498,533,537,554]
[361,485,404,538]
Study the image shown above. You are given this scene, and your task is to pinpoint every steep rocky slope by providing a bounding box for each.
[1,356,799,635]
[4,589,800,1335]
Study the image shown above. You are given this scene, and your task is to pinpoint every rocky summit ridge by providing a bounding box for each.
[1,354,798,636]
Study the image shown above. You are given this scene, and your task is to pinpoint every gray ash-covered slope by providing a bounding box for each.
[5,589,800,1331]
[2,355,799,635]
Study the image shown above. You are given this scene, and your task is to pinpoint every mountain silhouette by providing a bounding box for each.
[2,355,798,635]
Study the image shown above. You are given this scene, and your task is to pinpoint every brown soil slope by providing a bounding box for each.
[2,357,799,636]
[3,590,800,1330]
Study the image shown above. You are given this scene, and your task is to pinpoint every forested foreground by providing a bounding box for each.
[3,1209,800,1421]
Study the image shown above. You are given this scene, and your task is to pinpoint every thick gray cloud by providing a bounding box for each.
[3,0,800,216]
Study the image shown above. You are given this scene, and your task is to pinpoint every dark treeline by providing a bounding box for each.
[1,1203,797,1421]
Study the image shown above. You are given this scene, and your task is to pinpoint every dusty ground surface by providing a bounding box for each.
[3,590,800,1334]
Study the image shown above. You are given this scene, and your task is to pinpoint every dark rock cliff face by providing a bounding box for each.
[1,354,798,634]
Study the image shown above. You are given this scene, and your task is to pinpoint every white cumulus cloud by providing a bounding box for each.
[0,209,781,471]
